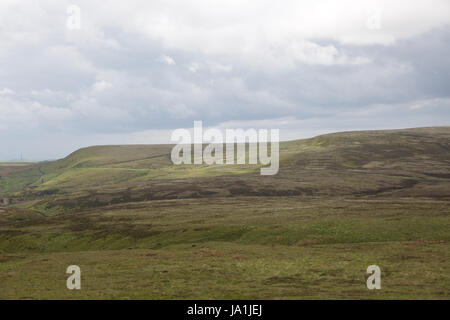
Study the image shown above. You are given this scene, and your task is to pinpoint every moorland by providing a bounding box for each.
[0,126,449,299]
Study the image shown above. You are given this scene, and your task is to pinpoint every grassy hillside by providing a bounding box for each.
[2,126,448,213]
[2,124,449,224]
[0,127,449,299]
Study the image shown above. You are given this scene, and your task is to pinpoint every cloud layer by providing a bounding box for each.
[1,0,449,159]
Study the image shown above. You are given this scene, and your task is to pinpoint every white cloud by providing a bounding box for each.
[288,41,371,66]
[188,62,200,73]
[208,62,233,73]
[0,95,72,131]
[92,80,112,92]
[104,0,450,63]
[158,54,176,65]
[0,88,15,95]
[2,1,449,69]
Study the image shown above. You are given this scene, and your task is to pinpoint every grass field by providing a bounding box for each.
[0,127,449,299]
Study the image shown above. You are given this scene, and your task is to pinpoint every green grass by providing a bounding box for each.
[0,127,449,299]
[1,241,448,300]
[0,197,449,299]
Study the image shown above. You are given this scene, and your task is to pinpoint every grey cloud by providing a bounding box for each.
[0,1,449,160]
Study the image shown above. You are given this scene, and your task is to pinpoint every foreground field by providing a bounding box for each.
[1,197,449,299]
[0,127,449,299]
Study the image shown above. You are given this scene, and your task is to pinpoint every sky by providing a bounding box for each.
[0,0,450,160]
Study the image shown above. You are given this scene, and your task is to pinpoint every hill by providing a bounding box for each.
[0,127,449,299]
[1,126,449,213]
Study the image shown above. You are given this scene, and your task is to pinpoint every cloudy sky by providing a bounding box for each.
[1,0,449,160]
